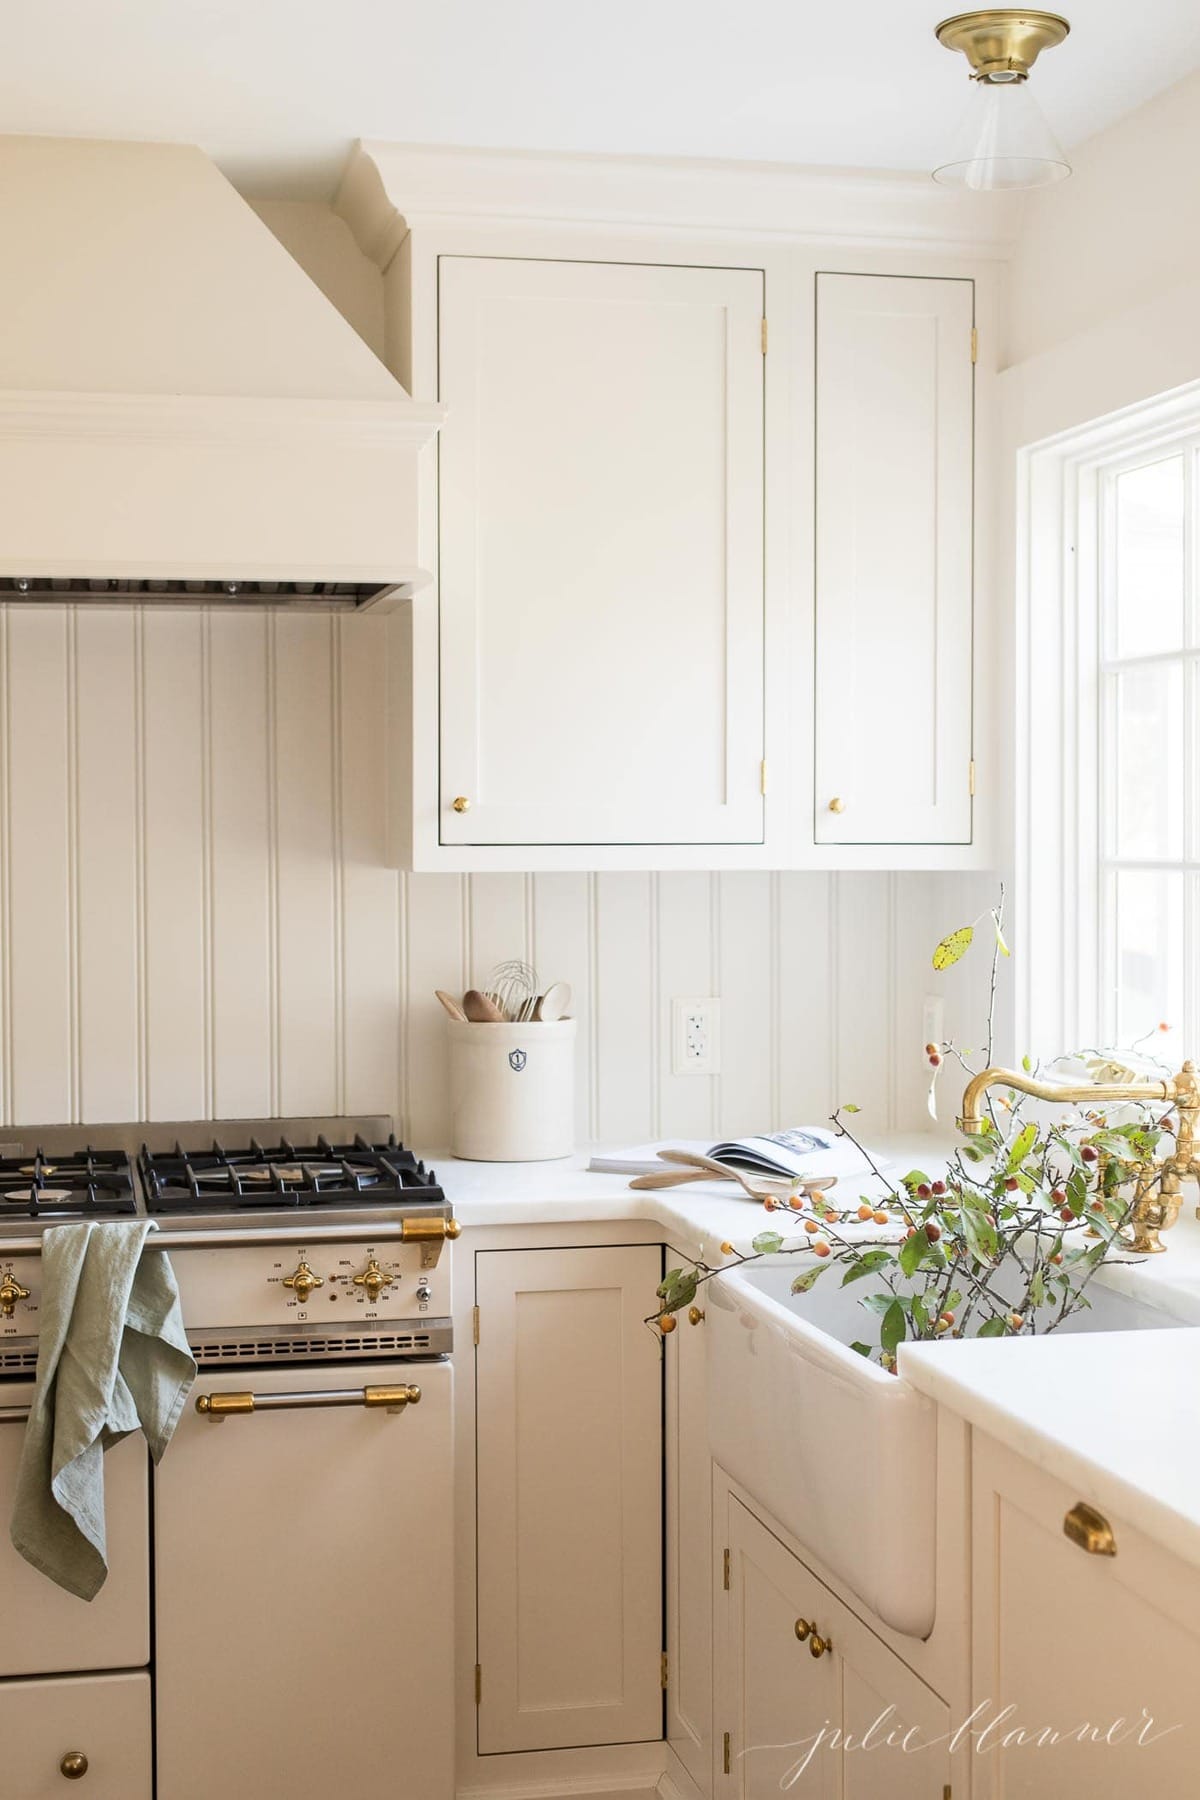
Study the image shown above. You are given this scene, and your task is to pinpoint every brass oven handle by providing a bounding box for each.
[401,1216,461,1268]
[1063,1501,1117,1557]
[196,1384,421,1420]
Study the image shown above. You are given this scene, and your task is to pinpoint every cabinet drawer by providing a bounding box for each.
[0,1671,151,1799]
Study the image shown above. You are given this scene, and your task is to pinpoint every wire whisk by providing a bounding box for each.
[484,959,539,1022]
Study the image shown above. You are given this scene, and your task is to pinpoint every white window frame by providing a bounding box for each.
[1017,379,1200,1062]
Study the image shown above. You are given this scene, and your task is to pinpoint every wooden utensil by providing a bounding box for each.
[462,988,507,1022]
[434,988,469,1023]
[533,981,572,1022]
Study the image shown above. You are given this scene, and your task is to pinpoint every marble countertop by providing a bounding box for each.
[439,1135,1200,1566]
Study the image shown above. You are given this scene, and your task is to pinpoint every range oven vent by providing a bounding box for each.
[190,1328,438,1367]
[0,578,407,612]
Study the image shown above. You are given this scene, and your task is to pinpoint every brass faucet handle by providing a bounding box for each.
[282,1260,323,1303]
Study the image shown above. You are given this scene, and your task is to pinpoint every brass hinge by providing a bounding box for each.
[759,759,768,796]
[723,1732,732,1775]
[723,1547,731,1590]
[661,1651,669,1689]
[968,758,976,797]
[472,1304,480,1345]
[970,326,978,364]
[944,1786,952,1800]
[474,1663,482,1705]
[761,318,768,354]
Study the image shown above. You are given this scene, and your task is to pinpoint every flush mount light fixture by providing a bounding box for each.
[933,10,1071,190]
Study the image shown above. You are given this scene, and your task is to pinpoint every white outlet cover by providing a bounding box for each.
[671,997,721,1076]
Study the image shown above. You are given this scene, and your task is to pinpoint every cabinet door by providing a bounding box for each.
[475,1245,663,1750]
[438,255,765,847]
[814,272,974,845]
[719,1498,950,1800]
[973,1432,1200,1798]
[665,1274,713,1792]
[0,1672,151,1800]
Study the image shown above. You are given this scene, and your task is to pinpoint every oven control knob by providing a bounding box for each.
[351,1258,394,1304]
[281,1260,323,1304]
[415,1279,432,1304]
[0,1272,30,1318]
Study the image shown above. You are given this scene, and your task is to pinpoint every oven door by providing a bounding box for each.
[154,1358,454,1800]
[0,1380,150,1677]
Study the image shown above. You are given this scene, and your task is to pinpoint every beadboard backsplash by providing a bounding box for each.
[0,604,995,1145]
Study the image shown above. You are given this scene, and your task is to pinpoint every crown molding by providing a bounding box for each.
[336,139,1022,266]
[0,389,444,450]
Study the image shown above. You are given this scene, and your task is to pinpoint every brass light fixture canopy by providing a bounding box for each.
[936,10,1070,82]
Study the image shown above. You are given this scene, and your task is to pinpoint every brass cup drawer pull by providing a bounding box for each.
[1063,1500,1117,1556]
[60,1752,89,1779]
[196,1384,421,1421]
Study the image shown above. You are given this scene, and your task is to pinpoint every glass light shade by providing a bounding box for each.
[933,78,1071,190]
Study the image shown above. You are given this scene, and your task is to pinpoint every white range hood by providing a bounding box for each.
[0,135,441,610]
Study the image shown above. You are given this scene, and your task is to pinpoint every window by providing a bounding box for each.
[1017,387,1200,1063]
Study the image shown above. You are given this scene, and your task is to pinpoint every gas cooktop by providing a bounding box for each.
[138,1135,443,1215]
[0,1147,139,1220]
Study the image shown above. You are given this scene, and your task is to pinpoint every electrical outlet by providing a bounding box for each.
[672,998,721,1076]
[922,995,945,1054]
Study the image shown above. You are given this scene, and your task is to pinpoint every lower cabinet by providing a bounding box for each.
[0,1671,152,1799]
[474,1244,663,1752]
[665,1272,713,1793]
[972,1432,1200,1798]
[717,1496,950,1800]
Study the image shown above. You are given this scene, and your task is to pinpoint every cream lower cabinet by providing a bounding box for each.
[665,1273,713,1793]
[717,1495,950,1800]
[436,254,766,852]
[972,1432,1200,1798]
[0,1672,152,1799]
[474,1245,663,1752]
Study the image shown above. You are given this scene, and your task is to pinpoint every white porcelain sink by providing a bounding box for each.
[707,1258,1186,1639]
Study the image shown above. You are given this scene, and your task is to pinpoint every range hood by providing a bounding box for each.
[0,136,442,611]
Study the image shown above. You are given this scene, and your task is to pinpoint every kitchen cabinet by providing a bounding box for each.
[665,1271,713,1793]
[716,1495,950,1800]
[436,254,765,851]
[814,271,975,846]
[474,1244,663,1751]
[0,1671,152,1799]
[971,1431,1200,1797]
[154,1359,454,1800]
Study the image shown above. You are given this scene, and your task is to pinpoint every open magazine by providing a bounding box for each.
[589,1127,889,1181]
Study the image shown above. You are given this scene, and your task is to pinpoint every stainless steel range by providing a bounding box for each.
[0,1117,457,1800]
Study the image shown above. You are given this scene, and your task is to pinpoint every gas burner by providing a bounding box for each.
[0,1148,139,1219]
[139,1135,443,1215]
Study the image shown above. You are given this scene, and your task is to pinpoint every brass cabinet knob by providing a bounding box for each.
[1063,1500,1117,1557]
[281,1260,323,1304]
[60,1752,89,1779]
[794,1618,810,1640]
[352,1258,393,1304]
[687,1306,705,1326]
[452,796,470,813]
[0,1272,30,1317]
[809,1631,832,1658]
[828,797,846,814]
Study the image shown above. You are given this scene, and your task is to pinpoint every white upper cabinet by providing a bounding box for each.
[813,272,975,846]
[437,255,766,850]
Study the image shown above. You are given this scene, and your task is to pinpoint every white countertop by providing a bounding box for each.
[440,1135,1200,1568]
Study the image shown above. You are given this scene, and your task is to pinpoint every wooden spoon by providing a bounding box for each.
[462,988,506,1023]
[434,989,469,1023]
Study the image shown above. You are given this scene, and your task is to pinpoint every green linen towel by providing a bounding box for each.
[10,1219,196,1600]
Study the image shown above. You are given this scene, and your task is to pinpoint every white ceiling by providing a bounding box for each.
[1,0,1197,199]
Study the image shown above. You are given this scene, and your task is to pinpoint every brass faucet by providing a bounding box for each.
[958,1060,1200,1254]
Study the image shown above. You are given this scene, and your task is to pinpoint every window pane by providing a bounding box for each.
[1114,456,1185,658]
[1110,870,1184,1054]
[1110,663,1184,859]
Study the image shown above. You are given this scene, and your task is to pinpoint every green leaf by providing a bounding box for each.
[902,1170,930,1190]
[659,1270,698,1313]
[656,1268,684,1300]
[1022,1053,1033,1073]
[1007,1123,1037,1172]
[932,925,974,970]
[790,1266,825,1295]
[978,1316,1009,1338]
[841,1102,861,1115]
[1029,1268,1046,1308]
[841,1249,894,1286]
[880,1299,907,1357]
[751,1231,784,1256]
[960,1204,998,1264]
[992,911,1011,958]
[850,1341,873,1359]
[911,1295,929,1334]
[898,1231,927,1278]
[858,1292,896,1317]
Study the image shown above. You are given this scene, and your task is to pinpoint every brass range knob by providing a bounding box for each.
[281,1260,323,1304]
[60,1751,89,1779]
[452,796,470,813]
[352,1258,394,1304]
[828,797,846,815]
[0,1272,31,1318]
